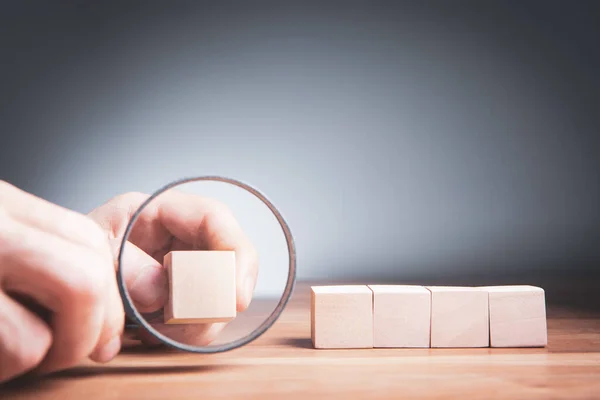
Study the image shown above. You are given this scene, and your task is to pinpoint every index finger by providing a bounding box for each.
[157,190,259,311]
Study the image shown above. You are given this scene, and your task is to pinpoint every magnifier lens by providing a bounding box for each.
[118,177,295,353]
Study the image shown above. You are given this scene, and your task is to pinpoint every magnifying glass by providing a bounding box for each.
[117,176,296,353]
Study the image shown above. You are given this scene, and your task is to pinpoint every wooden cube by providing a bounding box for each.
[311,285,373,349]
[368,285,431,348]
[482,285,547,347]
[427,286,489,348]
[163,250,236,324]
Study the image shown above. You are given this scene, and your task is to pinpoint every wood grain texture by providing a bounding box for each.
[427,286,490,348]
[1,281,599,400]
[164,251,236,324]
[368,285,431,348]
[311,285,373,349]
[483,285,547,348]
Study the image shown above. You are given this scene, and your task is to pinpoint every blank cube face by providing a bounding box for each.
[311,285,373,349]
[164,251,236,324]
[427,286,489,348]
[484,286,547,347]
[368,285,431,348]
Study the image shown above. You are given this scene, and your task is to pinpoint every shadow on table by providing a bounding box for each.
[118,343,178,355]
[0,364,234,396]
[54,364,228,377]
[278,337,314,349]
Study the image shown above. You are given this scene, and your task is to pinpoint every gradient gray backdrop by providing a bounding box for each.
[1,1,599,297]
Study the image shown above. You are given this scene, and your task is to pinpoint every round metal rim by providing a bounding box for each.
[117,175,297,353]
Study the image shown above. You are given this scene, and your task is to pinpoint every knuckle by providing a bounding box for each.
[83,218,110,252]
[0,207,15,248]
[88,191,149,242]
[107,191,149,230]
[66,259,107,304]
[15,338,50,375]
[0,202,8,225]
[203,199,236,227]
[113,192,149,210]
[211,199,234,216]
[0,180,16,202]
[0,308,52,380]
[0,179,13,193]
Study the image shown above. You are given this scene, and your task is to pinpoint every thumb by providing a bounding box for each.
[109,239,168,314]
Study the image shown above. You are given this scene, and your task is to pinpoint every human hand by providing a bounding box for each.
[0,181,125,382]
[0,182,258,383]
[87,190,259,346]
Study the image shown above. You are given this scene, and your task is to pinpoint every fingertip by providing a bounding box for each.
[237,273,256,312]
[129,264,169,313]
[116,241,169,313]
[89,335,121,363]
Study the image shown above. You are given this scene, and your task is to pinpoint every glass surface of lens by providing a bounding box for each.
[118,176,296,353]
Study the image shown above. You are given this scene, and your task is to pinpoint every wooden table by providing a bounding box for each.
[2,280,600,399]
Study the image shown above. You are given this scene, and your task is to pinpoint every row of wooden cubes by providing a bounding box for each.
[311,285,547,349]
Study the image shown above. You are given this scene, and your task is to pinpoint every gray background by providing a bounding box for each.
[1,1,599,297]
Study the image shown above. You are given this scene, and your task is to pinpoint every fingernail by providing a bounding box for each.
[130,265,167,308]
[244,274,255,308]
[95,336,121,363]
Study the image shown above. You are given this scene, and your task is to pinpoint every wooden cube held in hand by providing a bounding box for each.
[311,285,373,349]
[163,250,236,324]
[427,286,489,348]
[368,285,431,348]
[483,285,547,348]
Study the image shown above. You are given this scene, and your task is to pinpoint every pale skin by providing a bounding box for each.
[0,180,258,383]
